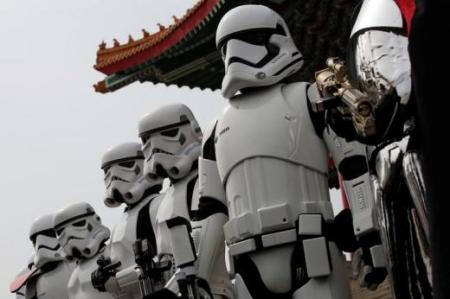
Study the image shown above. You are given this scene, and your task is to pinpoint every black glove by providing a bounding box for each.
[91,255,121,292]
[353,233,388,290]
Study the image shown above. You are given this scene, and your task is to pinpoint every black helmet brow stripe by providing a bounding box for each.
[54,212,95,229]
[30,229,56,241]
[228,47,279,68]
[217,24,286,50]
[101,156,144,170]
[139,119,190,138]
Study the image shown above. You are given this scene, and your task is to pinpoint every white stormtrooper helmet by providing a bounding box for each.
[216,4,304,99]
[138,103,202,180]
[53,202,110,260]
[29,214,64,269]
[101,142,162,207]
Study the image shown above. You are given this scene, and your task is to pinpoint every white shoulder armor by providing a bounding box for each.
[109,196,152,269]
[35,261,74,299]
[156,171,197,223]
[215,82,328,183]
[155,173,197,258]
[198,158,226,207]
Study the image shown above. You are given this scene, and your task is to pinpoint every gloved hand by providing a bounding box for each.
[91,255,121,292]
[352,248,387,290]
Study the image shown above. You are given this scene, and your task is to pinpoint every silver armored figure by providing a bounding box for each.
[313,0,432,297]
[349,0,431,297]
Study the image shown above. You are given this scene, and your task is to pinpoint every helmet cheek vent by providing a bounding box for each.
[179,133,186,145]
[170,167,180,176]
[134,165,141,175]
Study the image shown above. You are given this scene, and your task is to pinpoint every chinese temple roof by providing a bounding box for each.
[94,0,359,93]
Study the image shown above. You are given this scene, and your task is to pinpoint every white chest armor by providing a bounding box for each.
[32,261,74,299]
[67,250,113,299]
[108,196,156,298]
[155,171,198,257]
[215,82,333,244]
[110,196,153,269]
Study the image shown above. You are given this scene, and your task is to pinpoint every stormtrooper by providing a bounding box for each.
[90,142,166,298]
[312,0,432,297]
[138,103,232,299]
[198,5,386,298]
[10,214,74,299]
[53,202,112,299]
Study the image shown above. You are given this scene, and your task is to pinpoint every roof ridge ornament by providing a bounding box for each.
[98,41,106,51]
[157,23,166,31]
[142,29,150,38]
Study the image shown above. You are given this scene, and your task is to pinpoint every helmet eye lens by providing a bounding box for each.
[218,24,286,51]
[103,166,111,175]
[221,44,227,57]
[31,236,37,246]
[141,135,150,144]
[72,220,86,227]
[118,161,135,168]
[232,30,272,46]
[160,128,179,137]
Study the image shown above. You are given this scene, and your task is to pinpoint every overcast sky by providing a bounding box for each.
[0,1,342,296]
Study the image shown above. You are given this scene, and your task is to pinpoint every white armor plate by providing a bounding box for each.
[67,248,113,299]
[33,261,74,299]
[155,171,197,257]
[215,82,332,243]
[108,195,159,298]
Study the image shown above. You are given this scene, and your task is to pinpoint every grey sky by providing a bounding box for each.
[0,1,342,296]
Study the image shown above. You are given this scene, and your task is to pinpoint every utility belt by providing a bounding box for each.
[228,212,358,278]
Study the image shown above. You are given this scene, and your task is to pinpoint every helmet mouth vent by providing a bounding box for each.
[156,165,169,178]
[71,248,81,259]
[112,189,125,203]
